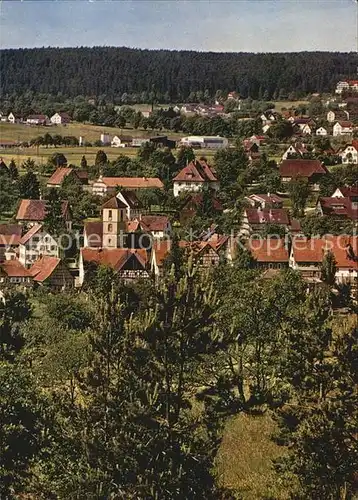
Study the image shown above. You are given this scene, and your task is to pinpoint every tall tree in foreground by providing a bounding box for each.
[287,176,310,217]
[18,171,41,199]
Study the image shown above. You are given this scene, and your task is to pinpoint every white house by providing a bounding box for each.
[50,112,71,124]
[173,159,219,197]
[282,143,308,160]
[179,135,228,149]
[111,135,126,148]
[8,112,21,124]
[26,114,49,125]
[262,124,271,134]
[333,121,353,137]
[336,80,358,95]
[327,110,349,123]
[315,127,328,136]
[338,142,358,164]
[18,224,59,268]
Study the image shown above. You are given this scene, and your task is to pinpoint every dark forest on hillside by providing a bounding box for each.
[0,47,356,100]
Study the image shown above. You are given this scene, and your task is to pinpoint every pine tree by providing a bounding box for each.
[18,171,40,199]
[8,159,18,180]
[43,188,66,237]
[95,149,108,166]
[80,155,87,168]
[321,249,337,286]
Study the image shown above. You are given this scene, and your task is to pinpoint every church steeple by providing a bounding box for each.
[101,196,127,248]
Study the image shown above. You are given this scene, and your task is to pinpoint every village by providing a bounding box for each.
[0,80,357,303]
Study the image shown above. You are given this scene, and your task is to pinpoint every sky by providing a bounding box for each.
[0,0,357,52]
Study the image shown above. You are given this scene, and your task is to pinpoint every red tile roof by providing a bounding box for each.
[84,221,103,248]
[81,248,148,271]
[16,199,70,221]
[246,208,290,225]
[140,215,169,232]
[248,238,289,263]
[279,159,327,178]
[335,186,358,198]
[99,177,164,189]
[30,256,61,282]
[318,197,358,220]
[292,236,358,268]
[181,193,223,211]
[173,160,218,183]
[47,167,72,185]
[247,194,284,204]
[1,259,32,277]
[19,224,43,245]
[336,121,353,127]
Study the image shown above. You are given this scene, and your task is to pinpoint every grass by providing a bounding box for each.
[272,100,309,112]
[216,412,289,499]
[0,122,218,167]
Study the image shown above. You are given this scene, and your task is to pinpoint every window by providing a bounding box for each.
[108,210,112,220]
[108,223,113,232]
[108,238,111,245]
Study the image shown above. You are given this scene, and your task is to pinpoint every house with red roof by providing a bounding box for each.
[245,193,284,210]
[289,236,358,287]
[29,256,74,290]
[46,167,88,188]
[316,186,358,222]
[279,159,328,191]
[282,142,309,160]
[179,192,223,225]
[116,190,143,220]
[333,121,353,137]
[16,199,72,231]
[240,208,300,236]
[18,224,59,268]
[0,259,33,288]
[92,176,164,197]
[247,238,289,271]
[173,159,219,197]
[79,248,149,285]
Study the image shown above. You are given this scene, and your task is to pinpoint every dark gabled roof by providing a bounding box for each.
[16,199,70,221]
[246,208,290,225]
[120,190,143,209]
[101,197,127,209]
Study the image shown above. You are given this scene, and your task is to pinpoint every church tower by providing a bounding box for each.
[101,196,127,248]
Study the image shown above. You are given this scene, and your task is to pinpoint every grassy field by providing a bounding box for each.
[0,122,219,166]
[272,100,309,111]
[217,412,289,499]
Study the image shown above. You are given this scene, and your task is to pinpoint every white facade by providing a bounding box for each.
[8,113,17,124]
[315,127,328,136]
[173,180,204,198]
[179,136,228,149]
[333,122,353,137]
[100,133,110,145]
[335,81,350,94]
[111,136,126,148]
[50,112,70,124]
[19,229,59,268]
[339,145,358,164]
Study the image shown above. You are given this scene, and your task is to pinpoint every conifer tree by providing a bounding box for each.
[8,159,18,180]
[18,171,40,199]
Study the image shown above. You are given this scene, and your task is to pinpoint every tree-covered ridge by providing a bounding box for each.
[0,47,356,99]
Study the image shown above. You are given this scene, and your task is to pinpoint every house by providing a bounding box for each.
[248,238,289,271]
[315,127,328,136]
[262,124,271,134]
[240,208,292,236]
[338,141,358,164]
[130,215,171,239]
[92,176,164,197]
[279,159,328,190]
[150,136,176,149]
[179,136,228,149]
[26,114,49,125]
[245,193,284,210]
[16,199,72,231]
[79,248,149,285]
[50,112,71,125]
[18,224,59,268]
[289,236,358,288]
[111,136,126,148]
[0,224,22,262]
[0,260,33,288]
[316,196,358,222]
[327,110,349,123]
[291,119,314,135]
[336,80,358,94]
[7,112,22,124]
[333,121,353,137]
[46,167,88,188]
[316,186,358,222]
[131,138,149,147]
[29,256,74,290]
[173,159,219,197]
[179,192,223,224]
[282,142,308,160]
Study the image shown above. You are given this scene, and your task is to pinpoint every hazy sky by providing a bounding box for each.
[1,0,357,52]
